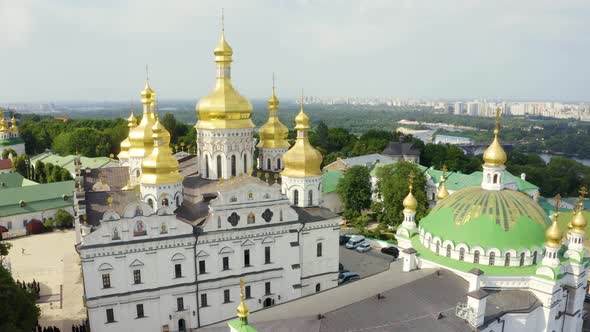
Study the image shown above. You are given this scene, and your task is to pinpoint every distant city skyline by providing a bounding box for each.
[1,0,589,102]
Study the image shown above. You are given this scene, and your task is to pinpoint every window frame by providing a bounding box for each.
[102,273,111,289]
[106,308,115,323]
[177,297,185,311]
[174,264,182,278]
[136,304,145,318]
[222,256,230,271]
[264,246,271,264]
[223,289,231,303]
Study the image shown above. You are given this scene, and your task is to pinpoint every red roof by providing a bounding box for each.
[0,159,12,170]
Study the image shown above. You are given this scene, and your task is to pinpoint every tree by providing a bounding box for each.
[314,122,329,149]
[53,209,74,229]
[34,161,45,183]
[13,155,29,178]
[1,148,17,160]
[0,245,40,332]
[336,166,372,220]
[161,112,178,144]
[375,161,428,227]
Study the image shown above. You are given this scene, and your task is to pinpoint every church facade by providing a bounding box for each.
[76,27,339,332]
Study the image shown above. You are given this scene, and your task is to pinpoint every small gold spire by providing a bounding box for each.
[236,278,249,322]
[437,164,449,201]
[546,194,563,248]
[403,171,418,212]
[482,108,507,166]
[107,195,113,208]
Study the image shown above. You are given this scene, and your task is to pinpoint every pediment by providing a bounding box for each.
[129,259,144,267]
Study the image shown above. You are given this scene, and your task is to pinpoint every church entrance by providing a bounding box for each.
[178,318,186,332]
[263,298,273,308]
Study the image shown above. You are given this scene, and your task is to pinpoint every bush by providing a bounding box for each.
[53,209,74,229]
[43,219,54,229]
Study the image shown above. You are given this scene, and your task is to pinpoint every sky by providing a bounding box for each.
[1,0,589,102]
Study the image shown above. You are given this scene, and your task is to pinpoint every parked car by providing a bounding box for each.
[339,234,352,245]
[381,246,399,258]
[356,242,372,253]
[338,272,360,285]
[345,236,366,249]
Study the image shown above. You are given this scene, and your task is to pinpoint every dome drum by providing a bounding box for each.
[419,228,543,268]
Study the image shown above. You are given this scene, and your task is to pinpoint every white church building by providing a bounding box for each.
[76,27,340,332]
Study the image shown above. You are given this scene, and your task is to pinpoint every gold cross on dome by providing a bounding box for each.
[239,278,245,299]
[579,186,587,199]
[554,194,561,211]
[408,171,415,190]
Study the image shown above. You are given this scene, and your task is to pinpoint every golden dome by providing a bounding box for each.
[237,278,249,321]
[10,114,17,132]
[195,32,254,130]
[571,201,587,234]
[257,85,290,149]
[118,112,138,160]
[545,218,563,248]
[281,102,322,178]
[0,116,8,133]
[129,82,157,158]
[403,173,418,212]
[483,108,507,166]
[139,118,182,184]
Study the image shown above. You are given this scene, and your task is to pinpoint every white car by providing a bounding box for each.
[356,242,372,253]
[345,236,366,249]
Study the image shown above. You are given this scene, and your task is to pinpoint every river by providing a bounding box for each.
[538,153,590,167]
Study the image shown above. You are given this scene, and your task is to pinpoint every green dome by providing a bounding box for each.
[419,187,551,251]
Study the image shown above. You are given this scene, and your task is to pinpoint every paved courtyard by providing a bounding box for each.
[339,246,393,278]
[6,230,86,330]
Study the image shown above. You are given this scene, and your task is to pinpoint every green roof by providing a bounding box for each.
[228,319,257,332]
[322,170,343,194]
[423,167,539,193]
[0,172,37,189]
[0,137,24,146]
[0,180,74,217]
[419,187,550,251]
[31,152,117,174]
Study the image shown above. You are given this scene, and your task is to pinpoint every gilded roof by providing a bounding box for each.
[420,186,551,250]
[257,87,289,149]
[282,106,323,178]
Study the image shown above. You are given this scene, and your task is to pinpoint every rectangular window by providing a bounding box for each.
[244,249,250,267]
[264,246,271,264]
[245,285,251,299]
[102,273,111,288]
[317,243,323,257]
[106,308,115,323]
[133,270,141,284]
[222,257,230,271]
[265,281,271,295]
[198,260,206,274]
[223,289,230,303]
[177,297,184,311]
[136,304,144,318]
[175,264,182,278]
[201,293,208,307]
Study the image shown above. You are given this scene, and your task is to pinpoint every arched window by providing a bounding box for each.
[486,174,491,183]
[216,155,222,179]
[474,251,480,264]
[504,252,510,266]
[308,190,313,206]
[205,156,209,178]
[231,155,236,177]
[317,243,323,257]
[532,251,538,265]
[493,174,499,184]
[147,199,154,209]
[446,245,451,257]
[293,190,299,206]
[459,248,465,261]
[277,158,281,169]
[175,196,180,207]
[243,154,248,174]
[432,192,435,200]
[267,158,271,170]
[162,198,169,207]
[489,252,496,266]
[315,283,321,292]
[279,209,283,221]
[136,169,140,178]
[519,252,525,266]
[217,216,221,229]
[435,241,440,255]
